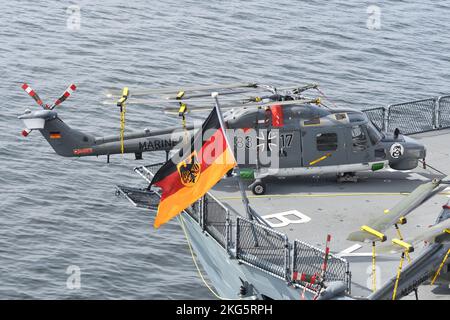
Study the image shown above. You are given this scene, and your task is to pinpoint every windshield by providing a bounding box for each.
[366,121,383,145]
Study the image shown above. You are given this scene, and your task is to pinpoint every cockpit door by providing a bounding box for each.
[346,124,371,163]
[301,127,348,167]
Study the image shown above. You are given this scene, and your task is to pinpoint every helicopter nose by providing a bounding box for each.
[387,136,426,170]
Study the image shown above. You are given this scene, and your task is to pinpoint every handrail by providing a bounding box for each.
[363,94,450,134]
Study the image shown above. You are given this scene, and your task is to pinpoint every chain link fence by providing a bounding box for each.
[362,107,385,131]
[293,239,350,291]
[438,96,450,128]
[236,217,289,280]
[144,162,165,176]
[362,96,450,134]
[203,193,229,248]
[115,185,160,209]
[387,98,436,134]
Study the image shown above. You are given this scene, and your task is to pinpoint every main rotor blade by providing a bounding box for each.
[105,82,258,98]
[101,96,247,106]
[163,88,266,100]
[163,98,320,114]
[347,179,444,242]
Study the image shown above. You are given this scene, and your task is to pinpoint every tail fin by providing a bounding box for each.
[19,109,95,157]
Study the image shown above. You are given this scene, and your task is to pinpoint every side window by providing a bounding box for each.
[316,133,338,151]
[352,125,368,151]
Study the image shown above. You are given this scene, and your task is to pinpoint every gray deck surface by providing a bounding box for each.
[209,128,450,299]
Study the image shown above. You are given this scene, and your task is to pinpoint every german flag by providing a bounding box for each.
[150,106,236,228]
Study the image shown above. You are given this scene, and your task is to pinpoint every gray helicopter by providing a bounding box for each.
[18,82,426,194]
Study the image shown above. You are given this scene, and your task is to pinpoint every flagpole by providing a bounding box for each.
[211,92,271,227]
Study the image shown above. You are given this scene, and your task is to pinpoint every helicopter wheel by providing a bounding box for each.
[251,180,266,195]
[337,172,358,183]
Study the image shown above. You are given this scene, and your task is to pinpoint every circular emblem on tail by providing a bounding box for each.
[177,151,201,187]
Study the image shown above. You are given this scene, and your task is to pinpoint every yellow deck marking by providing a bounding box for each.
[217,192,450,201]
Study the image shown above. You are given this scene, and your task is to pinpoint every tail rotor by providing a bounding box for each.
[20,82,77,136]
[50,84,77,110]
[21,83,48,109]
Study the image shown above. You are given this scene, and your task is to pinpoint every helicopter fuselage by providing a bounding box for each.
[19,103,426,179]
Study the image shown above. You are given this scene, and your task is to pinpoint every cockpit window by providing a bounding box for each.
[351,125,368,151]
[366,122,383,145]
[347,112,366,123]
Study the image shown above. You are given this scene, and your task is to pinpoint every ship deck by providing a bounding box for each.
[209,128,450,299]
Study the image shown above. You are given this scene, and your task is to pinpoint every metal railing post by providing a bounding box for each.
[200,195,205,230]
[235,217,241,259]
[436,97,442,129]
[383,105,390,133]
[346,262,351,294]
[225,209,230,253]
[284,235,290,282]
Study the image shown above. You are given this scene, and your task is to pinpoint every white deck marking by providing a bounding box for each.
[406,173,429,181]
[262,210,311,228]
[337,252,375,257]
[337,244,362,256]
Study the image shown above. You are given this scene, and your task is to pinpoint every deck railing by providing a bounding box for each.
[127,163,351,291]
[363,95,450,134]
[236,217,290,280]
[130,163,352,293]
[293,239,350,293]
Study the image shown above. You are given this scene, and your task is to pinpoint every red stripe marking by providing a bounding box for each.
[70,84,77,91]
[73,148,93,155]
[63,91,70,98]
[293,271,298,280]
[270,104,284,127]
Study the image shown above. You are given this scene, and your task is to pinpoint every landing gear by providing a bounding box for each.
[337,172,358,183]
[250,179,266,195]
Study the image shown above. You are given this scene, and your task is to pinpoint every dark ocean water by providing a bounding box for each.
[1,0,449,299]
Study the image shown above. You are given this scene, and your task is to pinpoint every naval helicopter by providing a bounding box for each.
[18,82,426,195]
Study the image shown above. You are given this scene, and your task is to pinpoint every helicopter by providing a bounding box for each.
[18,82,427,195]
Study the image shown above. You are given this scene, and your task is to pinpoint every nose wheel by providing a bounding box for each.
[250,179,266,195]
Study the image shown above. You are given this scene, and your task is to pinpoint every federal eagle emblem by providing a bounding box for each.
[177,151,201,187]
